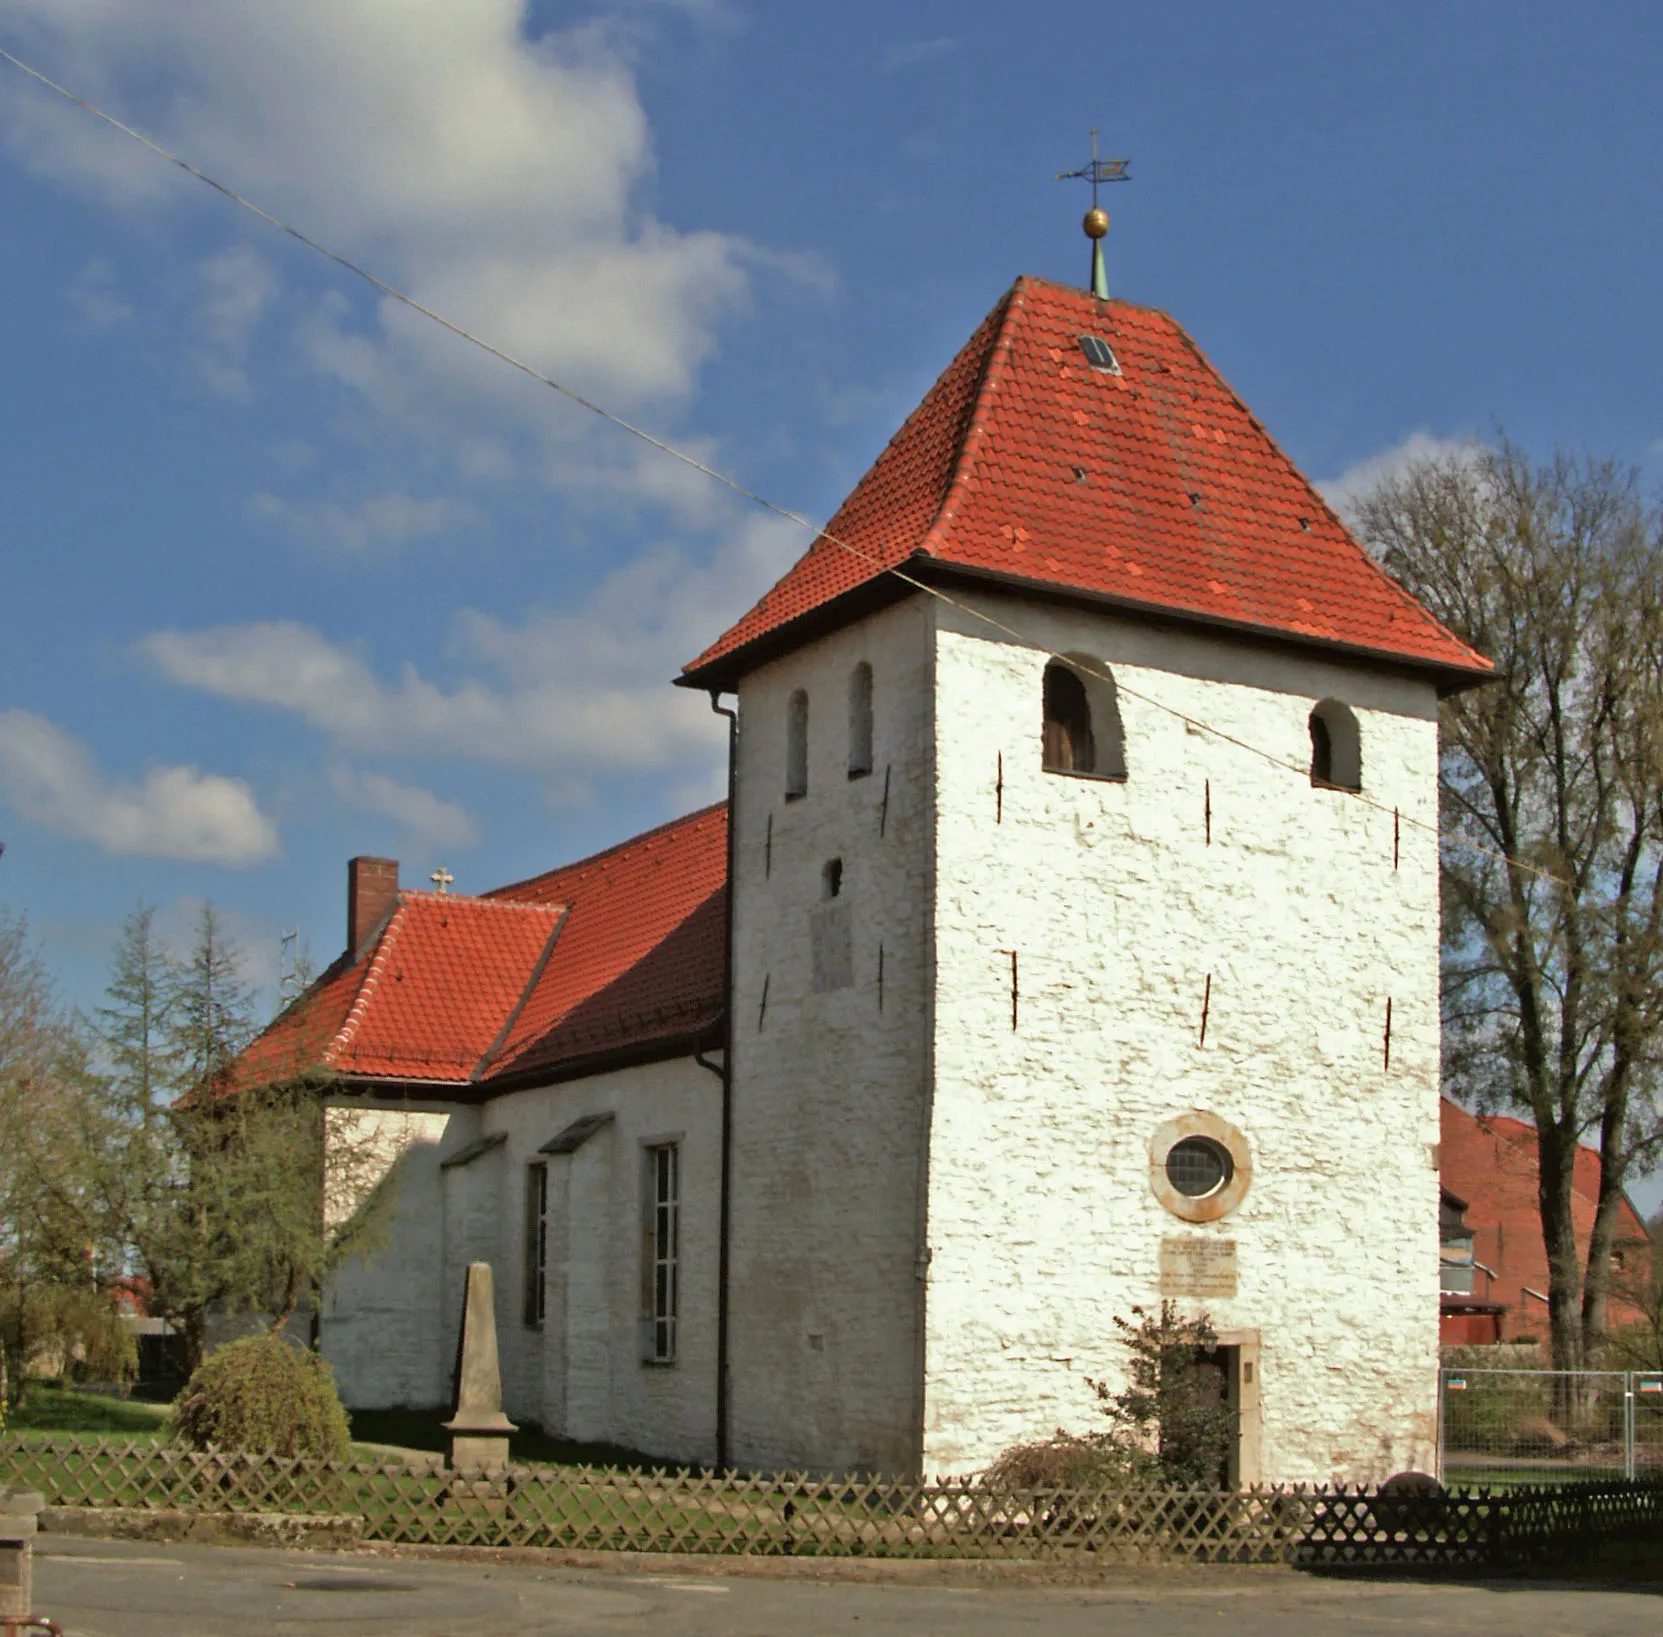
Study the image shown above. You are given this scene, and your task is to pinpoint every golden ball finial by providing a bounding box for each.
[1083,206,1110,240]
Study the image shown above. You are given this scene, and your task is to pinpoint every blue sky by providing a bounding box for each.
[1,0,1661,1055]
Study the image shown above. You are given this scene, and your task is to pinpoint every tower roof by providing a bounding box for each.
[680,277,1491,691]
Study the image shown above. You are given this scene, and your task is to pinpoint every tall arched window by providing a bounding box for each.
[786,689,809,799]
[848,662,874,778]
[1309,700,1361,791]
[1042,656,1127,780]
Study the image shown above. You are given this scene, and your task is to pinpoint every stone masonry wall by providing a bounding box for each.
[924,595,1444,1483]
[322,1060,719,1463]
[726,596,936,1476]
[481,1056,721,1466]
[321,1103,461,1410]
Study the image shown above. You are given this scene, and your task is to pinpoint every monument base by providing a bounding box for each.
[446,1433,511,1473]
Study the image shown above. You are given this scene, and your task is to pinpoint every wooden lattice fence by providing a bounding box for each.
[3,1436,1660,1565]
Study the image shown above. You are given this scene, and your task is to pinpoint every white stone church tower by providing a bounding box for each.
[242,274,1491,1484]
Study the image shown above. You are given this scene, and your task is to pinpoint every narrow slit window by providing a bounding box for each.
[523,1163,547,1328]
[786,689,809,799]
[641,1144,679,1364]
[848,662,874,778]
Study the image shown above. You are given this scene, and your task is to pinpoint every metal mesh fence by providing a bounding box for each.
[1440,1369,1629,1484]
[1439,1369,1663,1484]
[1636,1373,1663,1478]
[4,1434,1661,1567]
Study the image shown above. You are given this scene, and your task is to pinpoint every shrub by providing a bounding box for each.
[0,1283,138,1400]
[984,1303,1234,1493]
[982,1431,1154,1490]
[1092,1302,1234,1487]
[171,1333,350,1459]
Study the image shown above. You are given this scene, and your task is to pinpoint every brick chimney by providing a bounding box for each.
[347,856,399,959]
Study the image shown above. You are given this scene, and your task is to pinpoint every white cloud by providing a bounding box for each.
[0,1,755,418]
[193,243,277,398]
[250,489,483,552]
[331,766,479,852]
[0,709,279,865]
[65,255,133,327]
[138,511,801,778]
[1316,431,1483,522]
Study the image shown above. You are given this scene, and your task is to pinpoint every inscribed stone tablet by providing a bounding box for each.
[1159,1236,1238,1297]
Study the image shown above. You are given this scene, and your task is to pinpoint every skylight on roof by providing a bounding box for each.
[1079,334,1121,374]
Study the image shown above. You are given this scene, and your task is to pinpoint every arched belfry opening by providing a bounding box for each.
[1309,700,1361,791]
[1042,655,1127,780]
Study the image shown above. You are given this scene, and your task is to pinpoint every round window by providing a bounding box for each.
[1165,1136,1233,1198]
[1149,1112,1252,1222]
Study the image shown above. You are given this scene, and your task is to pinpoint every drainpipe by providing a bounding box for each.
[704,690,738,1472]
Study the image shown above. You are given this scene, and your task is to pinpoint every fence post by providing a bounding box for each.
[0,1486,45,1621]
[1624,1374,1636,1482]
[1435,1368,1445,1486]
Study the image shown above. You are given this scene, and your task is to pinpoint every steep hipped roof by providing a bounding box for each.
[682,276,1491,691]
[225,804,727,1096]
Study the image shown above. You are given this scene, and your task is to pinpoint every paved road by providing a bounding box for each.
[26,1533,1661,1636]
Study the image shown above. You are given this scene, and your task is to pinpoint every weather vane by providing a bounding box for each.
[1057,129,1130,301]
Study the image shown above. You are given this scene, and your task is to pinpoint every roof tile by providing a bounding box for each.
[224,804,726,1096]
[683,277,1490,687]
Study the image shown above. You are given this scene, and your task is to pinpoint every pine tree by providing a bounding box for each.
[97,903,174,1125]
[166,903,255,1090]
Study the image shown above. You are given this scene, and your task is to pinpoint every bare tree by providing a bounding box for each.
[1353,441,1663,1370]
[0,909,126,1408]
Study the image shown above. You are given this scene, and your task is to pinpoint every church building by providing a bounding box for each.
[233,270,1492,1483]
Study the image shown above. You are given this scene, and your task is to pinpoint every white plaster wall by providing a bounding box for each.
[478,1055,721,1466]
[923,595,1444,1483]
[726,597,936,1476]
[321,1102,463,1409]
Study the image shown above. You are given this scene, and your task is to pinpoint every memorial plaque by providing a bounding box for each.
[1159,1236,1237,1297]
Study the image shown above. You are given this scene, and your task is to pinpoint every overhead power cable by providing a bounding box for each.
[0,44,1564,885]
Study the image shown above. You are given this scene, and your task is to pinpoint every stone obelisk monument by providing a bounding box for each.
[444,1261,517,1472]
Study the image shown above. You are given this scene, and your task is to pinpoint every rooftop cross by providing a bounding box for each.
[1057,128,1130,301]
[430,866,454,894]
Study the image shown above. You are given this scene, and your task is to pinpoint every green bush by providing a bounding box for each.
[171,1333,350,1459]
[982,1431,1154,1489]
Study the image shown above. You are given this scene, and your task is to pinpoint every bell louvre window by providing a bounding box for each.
[1309,699,1362,791]
[1043,662,1096,773]
[1042,655,1127,780]
[641,1143,680,1364]
[523,1163,547,1328]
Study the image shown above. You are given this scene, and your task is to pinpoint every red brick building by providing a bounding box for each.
[1439,1099,1653,1345]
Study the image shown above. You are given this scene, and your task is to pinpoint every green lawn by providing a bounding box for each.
[345,1407,676,1471]
[2,1392,667,1474]
[4,1384,170,1441]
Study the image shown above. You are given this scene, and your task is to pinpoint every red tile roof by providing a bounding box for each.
[682,277,1491,689]
[481,801,728,1082]
[224,803,727,1096]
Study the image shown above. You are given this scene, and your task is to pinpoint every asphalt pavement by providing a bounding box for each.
[26,1532,1662,1636]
